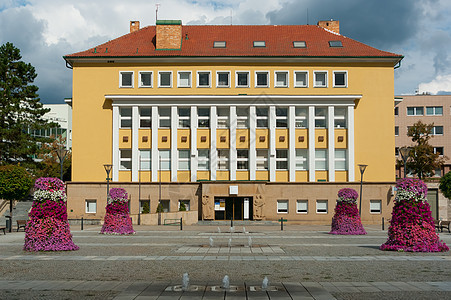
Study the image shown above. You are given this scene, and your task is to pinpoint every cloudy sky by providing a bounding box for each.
[1,0,451,104]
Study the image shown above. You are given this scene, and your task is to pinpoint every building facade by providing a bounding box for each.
[64,20,402,224]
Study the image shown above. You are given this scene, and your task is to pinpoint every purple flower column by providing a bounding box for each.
[329,188,367,235]
[100,188,135,235]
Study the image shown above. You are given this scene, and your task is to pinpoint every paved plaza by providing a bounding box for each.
[0,224,450,299]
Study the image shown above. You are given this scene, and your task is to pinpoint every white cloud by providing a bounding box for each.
[419,74,451,94]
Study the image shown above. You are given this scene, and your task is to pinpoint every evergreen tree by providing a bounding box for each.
[0,42,54,165]
[406,121,446,179]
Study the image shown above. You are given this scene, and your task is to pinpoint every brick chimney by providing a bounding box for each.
[156,20,182,50]
[130,21,140,33]
[317,19,340,34]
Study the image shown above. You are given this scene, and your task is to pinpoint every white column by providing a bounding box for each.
[249,106,256,181]
[132,106,139,182]
[347,105,355,182]
[269,106,276,182]
[308,106,315,182]
[288,106,296,182]
[328,106,335,182]
[151,106,159,182]
[244,197,250,219]
[190,106,198,182]
[112,106,119,181]
[171,106,178,182]
[210,106,217,180]
[230,106,237,180]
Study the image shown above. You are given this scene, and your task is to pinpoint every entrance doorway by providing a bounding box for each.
[214,197,253,220]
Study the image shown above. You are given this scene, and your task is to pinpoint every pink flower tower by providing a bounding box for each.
[329,188,367,235]
[23,177,79,251]
[100,188,135,235]
[381,178,448,252]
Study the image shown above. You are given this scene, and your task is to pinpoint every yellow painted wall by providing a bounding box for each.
[334,129,347,149]
[158,129,171,149]
[177,171,190,182]
[236,129,249,148]
[256,171,269,181]
[119,129,132,149]
[236,171,249,181]
[138,129,151,148]
[296,171,308,182]
[255,129,269,148]
[335,171,348,182]
[216,129,230,148]
[139,171,151,182]
[316,171,328,181]
[177,129,190,149]
[197,170,210,180]
[295,129,308,148]
[119,171,132,182]
[216,171,229,181]
[315,129,328,148]
[276,171,289,182]
[275,129,289,148]
[197,129,210,149]
[71,62,396,182]
[157,170,171,182]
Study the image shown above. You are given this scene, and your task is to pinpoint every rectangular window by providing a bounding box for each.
[198,107,210,128]
[295,107,308,128]
[178,107,190,128]
[253,41,266,47]
[178,71,191,88]
[395,126,399,136]
[275,71,288,87]
[294,71,308,87]
[295,149,308,170]
[370,200,382,214]
[139,71,152,88]
[276,107,288,128]
[179,200,190,211]
[426,106,443,116]
[120,149,132,170]
[315,149,327,170]
[256,107,268,128]
[236,107,249,128]
[139,107,151,128]
[197,71,211,87]
[255,71,269,87]
[335,149,347,171]
[85,199,97,213]
[276,149,288,170]
[159,150,171,170]
[394,107,399,116]
[395,147,399,156]
[158,71,172,87]
[198,149,210,170]
[120,71,133,88]
[159,107,171,128]
[315,107,327,128]
[296,200,308,213]
[217,149,229,170]
[178,150,190,170]
[217,71,230,88]
[160,200,170,212]
[333,71,347,87]
[139,150,151,170]
[256,149,268,170]
[139,200,150,213]
[334,107,347,128]
[120,107,132,128]
[217,107,229,128]
[237,150,249,170]
[293,41,307,48]
[314,71,327,87]
[277,200,288,213]
[316,200,328,213]
[236,71,249,87]
[434,147,444,155]
[431,126,443,135]
[213,41,226,48]
[407,106,423,116]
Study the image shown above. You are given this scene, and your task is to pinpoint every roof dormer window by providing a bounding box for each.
[293,41,306,48]
[329,40,343,47]
[213,41,226,48]
[253,41,266,48]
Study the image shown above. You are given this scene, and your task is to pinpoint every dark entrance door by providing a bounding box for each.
[225,197,243,220]
[214,197,253,220]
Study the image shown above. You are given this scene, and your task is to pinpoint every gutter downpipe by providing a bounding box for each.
[394,61,401,69]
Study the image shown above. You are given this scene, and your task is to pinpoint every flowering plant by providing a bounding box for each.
[395,178,427,202]
[108,188,128,204]
[337,188,358,204]
[34,177,65,192]
[33,189,67,203]
[28,199,68,221]
[330,188,366,235]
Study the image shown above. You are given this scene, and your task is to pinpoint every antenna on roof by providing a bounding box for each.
[156,3,160,23]
[306,8,309,25]
[230,9,233,25]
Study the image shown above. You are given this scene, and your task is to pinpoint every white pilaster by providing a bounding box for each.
[308,106,315,182]
[210,106,217,180]
[328,106,335,182]
[269,106,276,182]
[288,106,296,182]
[132,106,139,182]
[230,106,237,180]
[249,106,256,181]
[190,106,198,182]
[151,106,158,182]
[347,105,355,181]
[171,106,177,182]
[112,106,119,181]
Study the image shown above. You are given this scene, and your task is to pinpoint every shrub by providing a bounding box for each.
[179,202,187,211]
[0,165,33,200]
[439,171,451,199]
[141,201,150,214]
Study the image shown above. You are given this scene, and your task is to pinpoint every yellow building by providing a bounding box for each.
[64,20,403,224]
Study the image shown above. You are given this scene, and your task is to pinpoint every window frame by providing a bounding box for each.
[216,71,231,88]
[236,107,249,129]
[236,149,249,170]
[119,71,134,88]
[256,107,268,128]
[276,149,288,170]
[139,149,151,171]
[334,149,347,171]
[198,149,210,170]
[178,199,191,211]
[139,107,151,129]
[236,71,250,88]
[276,107,288,128]
[315,149,328,171]
[370,200,382,214]
[120,107,132,129]
[431,126,444,135]
[296,200,308,214]
[217,107,229,128]
[158,71,172,88]
[333,71,347,87]
[406,106,423,116]
[158,107,171,128]
[433,147,444,156]
[159,150,171,171]
[277,200,289,214]
[426,106,443,116]
[395,126,399,136]
[85,199,97,214]
[256,149,268,170]
[295,107,308,128]
[178,107,191,128]
[316,200,328,214]
[138,71,152,88]
[274,71,289,88]
[295,149,308,170]
[313,71,328,88]
[255,71,269,88]
[197,107,210,128]
[334,107,347,128]
[314,107,327,128]
[120,149,132,171]
[197,71,211,88]
[178,149,191,170]
[217,149,229,170]
[177,71,192,88]
[294,71,309,88]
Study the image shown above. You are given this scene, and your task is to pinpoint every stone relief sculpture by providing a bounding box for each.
[253,195,265,220]
[202,195,213,220]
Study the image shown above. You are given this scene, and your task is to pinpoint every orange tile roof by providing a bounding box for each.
[65,25,402,60]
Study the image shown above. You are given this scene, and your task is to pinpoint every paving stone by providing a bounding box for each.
[389,281,422,291]
[370,282,401,292]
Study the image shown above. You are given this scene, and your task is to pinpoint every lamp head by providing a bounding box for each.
[103,164,113,175]
[358,164,368,174]
[399,147,411,161]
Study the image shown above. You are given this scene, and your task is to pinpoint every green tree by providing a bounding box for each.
[405,121,445,179]
[0,165,33,201]
[0,42,54,165]
[35,136,71,181]
[439,171,451,199]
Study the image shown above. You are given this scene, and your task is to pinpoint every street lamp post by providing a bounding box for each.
[399,147,411,178]
[56,147,68,181]
[158,155,162,225]
[104,164,113,201]
[358,164,368,217]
